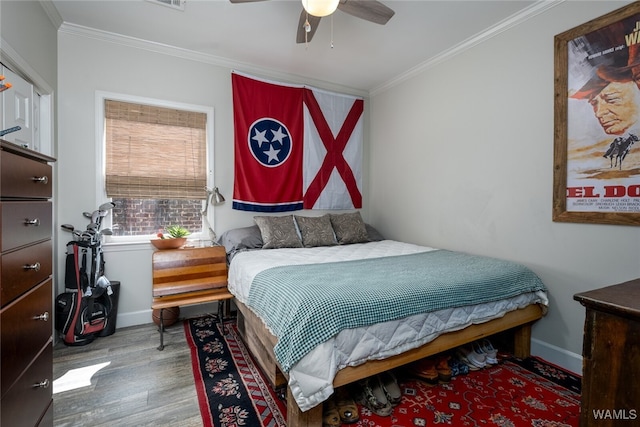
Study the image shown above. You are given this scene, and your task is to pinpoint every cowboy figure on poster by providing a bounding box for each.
[566,15,640,213]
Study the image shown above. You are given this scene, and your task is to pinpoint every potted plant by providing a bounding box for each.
[151,225,191,249]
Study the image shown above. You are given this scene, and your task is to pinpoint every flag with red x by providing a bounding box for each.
[303,88,363,209]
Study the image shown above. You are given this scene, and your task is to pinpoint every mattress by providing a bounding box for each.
[228,240,549,411]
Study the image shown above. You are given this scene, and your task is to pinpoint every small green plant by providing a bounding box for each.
[157,225,190,239]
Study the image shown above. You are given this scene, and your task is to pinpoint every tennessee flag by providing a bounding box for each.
[232,73,304,212]
[303,88,363,209]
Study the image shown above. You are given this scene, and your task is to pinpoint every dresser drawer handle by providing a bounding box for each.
[32,176,49,184]
[24,218,40,226]
[33,379,50,389]
[23,262,41,271]
[34,311,49,322]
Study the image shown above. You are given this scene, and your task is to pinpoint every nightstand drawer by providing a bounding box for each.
[1,240,52,307]
[0,201,52,252]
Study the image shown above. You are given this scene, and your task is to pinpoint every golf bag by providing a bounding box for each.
[55,240,118,345]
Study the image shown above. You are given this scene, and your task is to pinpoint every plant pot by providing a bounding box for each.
[150,237,187,250]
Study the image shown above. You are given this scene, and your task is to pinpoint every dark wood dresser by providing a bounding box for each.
[574,278,640,426]
[0,139,56,427]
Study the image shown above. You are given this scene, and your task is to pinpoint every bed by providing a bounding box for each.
[219,214,549,427]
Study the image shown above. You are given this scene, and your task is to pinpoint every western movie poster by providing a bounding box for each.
[565,11,640,215]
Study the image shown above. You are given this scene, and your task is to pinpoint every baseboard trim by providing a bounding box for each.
[531,338,582,375]
[115,303,223,328]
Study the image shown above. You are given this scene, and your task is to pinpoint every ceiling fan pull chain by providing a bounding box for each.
[304,9,310,48]
[330,14,334,48]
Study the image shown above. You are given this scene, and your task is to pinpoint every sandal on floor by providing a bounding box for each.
[323,397,341,427]
[355,376,393,417]
[378,371,402,405]
[436,355,452,383]
[335,386,359,423]
[409,358,439,385]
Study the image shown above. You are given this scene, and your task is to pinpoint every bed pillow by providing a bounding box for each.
[254,215,303,249]
[329,212,370,244]
[294,215,337,247]
[216,225,263,253]
[366,224,385,242]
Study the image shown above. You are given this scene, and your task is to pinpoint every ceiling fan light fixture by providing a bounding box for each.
[302,0,339,17]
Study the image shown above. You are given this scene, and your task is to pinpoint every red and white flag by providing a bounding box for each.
[232,73,304,212]
[303,88,363,209]
[232,73,363,211]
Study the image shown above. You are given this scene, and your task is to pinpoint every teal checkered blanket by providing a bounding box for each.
[246,249,547,372]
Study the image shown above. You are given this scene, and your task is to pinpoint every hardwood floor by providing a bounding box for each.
[53,321,203,427]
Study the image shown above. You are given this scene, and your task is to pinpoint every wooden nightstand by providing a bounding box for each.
[574,278,640,426]
[151,245,232,350]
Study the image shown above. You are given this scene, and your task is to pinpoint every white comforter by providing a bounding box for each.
[228,240,549,412]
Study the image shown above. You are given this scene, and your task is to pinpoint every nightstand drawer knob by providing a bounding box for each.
[34,311,49,322]
[32,176,49,184]
[33,379,50,389]
[23,262,41,271]
[24,217,41,226]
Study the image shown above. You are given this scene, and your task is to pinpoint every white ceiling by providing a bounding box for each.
[48,0,555,94]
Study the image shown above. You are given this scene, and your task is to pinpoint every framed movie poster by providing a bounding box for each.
[554,2,640,226]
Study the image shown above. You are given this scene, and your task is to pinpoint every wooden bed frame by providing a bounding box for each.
[235,299,544,427]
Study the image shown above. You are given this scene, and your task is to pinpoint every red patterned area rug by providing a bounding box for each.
[352,358,581,427]
[184,316,286,427]
[186,315,580,427]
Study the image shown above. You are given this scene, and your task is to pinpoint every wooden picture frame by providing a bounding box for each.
[554,2,640,226]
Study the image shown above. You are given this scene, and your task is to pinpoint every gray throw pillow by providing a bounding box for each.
[254,215,303,249]
[329,211,369,244]
[294,215,337,247]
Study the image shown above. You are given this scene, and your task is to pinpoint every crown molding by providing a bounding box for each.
[57,22,368,98]
[39,0,63,29]
[370,0,565,97]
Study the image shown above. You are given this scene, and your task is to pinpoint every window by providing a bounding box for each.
[98,93,214,241]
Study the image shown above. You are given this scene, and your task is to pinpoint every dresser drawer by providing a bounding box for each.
[0,149,53,199]
[1,278,52,396]
[0,201,52,252]
[0,342,53,427]
[1,240,52,307]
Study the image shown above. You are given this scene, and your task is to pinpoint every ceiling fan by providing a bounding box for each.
[229,0,395,43]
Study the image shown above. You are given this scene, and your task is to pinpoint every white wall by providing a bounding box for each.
[56,30,371,326]
[369,0,640,373]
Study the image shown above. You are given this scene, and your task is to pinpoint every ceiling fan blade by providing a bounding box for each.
[229,0,267,3]
[337,0,395,25]
[296,11,322,44]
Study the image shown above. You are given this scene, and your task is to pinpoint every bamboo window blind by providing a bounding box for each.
[105,100,207,200]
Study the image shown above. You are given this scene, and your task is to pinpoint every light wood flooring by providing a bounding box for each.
[52,321,203,427]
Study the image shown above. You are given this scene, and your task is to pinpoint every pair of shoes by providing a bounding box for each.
[408,358,439,385]
[323,397,341,427]
[456,345,486,370]
[435,355,452,383]
[355,376,393,417]
[378,371,402,405]
[334,387,359,423]
[448,356,469,377]
[475,339,498,365]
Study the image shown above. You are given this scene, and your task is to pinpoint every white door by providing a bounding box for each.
[1,66,33,148]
